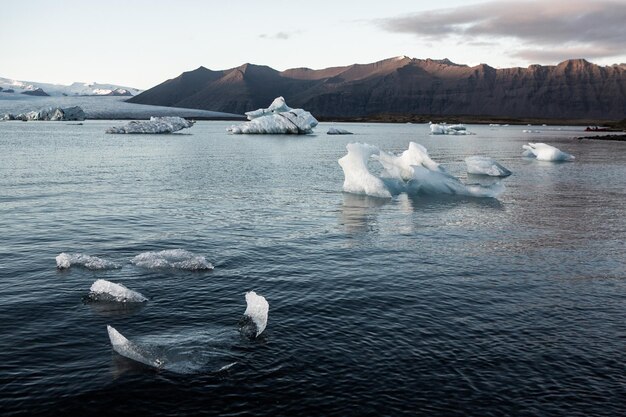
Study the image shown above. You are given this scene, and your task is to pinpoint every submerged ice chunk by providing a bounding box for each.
[106,117,195,134]
[327,127,353,135]
[131,249,213,270]
[522,143,574,161]
[408,166,504,198]
[240,291,269,338]
[56,252,120,270]
[338,142,505,199]
[465,156,512,177]
[107,325,164,368]
[88,279,147,303]
[228,97,318,134]
[430,123,474,135]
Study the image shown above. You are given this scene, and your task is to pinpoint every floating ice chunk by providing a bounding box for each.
[338,142,504,199]
[107,325,164,368]
[55,252,120,270]
[228,96,318,134]
[338,143,391,198]
[327,127,353,135]
[430,123,474,135]
[375,141,446,181]
[88,279,147,303]
[131,249,213,270]
[106,117,195,134]
[240,291,269,338]
[465,156,512,177]
[522,129,541,133]
[522,143,575,161]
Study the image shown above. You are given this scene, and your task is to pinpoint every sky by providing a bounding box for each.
[2,0,625,89]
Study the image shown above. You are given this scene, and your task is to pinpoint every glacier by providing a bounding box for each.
[239,291,269,338]
[522,143,575,161]
[1,106,85,121]
[87,279,147,303]
[465,156,512,177]
[130,249,214,270]
[228,97,318,134]
[338,142,504,199]
[430,123,474,135]
[56,252,120,270]
[106,116,195,134]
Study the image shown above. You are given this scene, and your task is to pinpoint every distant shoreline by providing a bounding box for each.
[317,114,624,127]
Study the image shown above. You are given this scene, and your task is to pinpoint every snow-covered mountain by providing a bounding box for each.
[0,77,142,97]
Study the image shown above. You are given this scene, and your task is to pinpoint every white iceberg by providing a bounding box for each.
[375,141,445,181]
[240,291,269,338]
[88,279,147,303]
[228,97,318,134]
[338,143,391,198]
[106,116,195,134]
[56,252,120,270]
[338,142,504,199]
[327,127,353,135]
[430,123,473,135]
[130,249,213,271]
[522,143,575,161]
[2,106,85,121]
[107,325,164,368]
[465,156,512,177]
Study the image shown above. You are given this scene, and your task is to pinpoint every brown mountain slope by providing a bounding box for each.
[128,57,626,120]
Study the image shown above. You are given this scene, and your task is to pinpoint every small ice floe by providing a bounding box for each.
[87,279,147,303]
[522,143,575,161]
[107,325,164,368]
[239,291,269,338]
[56,252,120,270]
[130,249,213,271]
[338,142,504,199]
[522,129,541,133]
[465,156,512,177]
[106,117,195,134]
[228,97,318,134]
[429,122,474,135]
[327,127,353,135]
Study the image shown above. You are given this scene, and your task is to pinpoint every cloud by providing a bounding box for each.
[259,31,297,40]
[376,0,626,62]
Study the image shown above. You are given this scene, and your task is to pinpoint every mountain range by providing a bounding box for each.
[128,57,626,120]
[0,77,142,97]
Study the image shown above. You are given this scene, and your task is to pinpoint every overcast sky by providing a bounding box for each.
[2,0,625,89]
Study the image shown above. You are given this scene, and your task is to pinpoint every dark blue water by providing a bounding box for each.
[1,121,625,416]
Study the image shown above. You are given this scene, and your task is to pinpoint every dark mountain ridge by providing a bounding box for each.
[129,57,626,120]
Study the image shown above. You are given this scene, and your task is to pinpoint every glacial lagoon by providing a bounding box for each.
[1,121,625,416]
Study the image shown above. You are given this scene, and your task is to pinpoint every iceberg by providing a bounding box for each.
[522,143,575,161]
[55,252,120,270]
[106,116,195,134]
[2,106,85,121]
[107,325,164,368]
[338,142,504,199]
[327,127,353,135]
[465,156,512,177]
[338,143,391,198]
[430,122,474,135]
[87,279,147,303]
[228,97,318,134]
[239,291,269,338]
[130,249,213,270]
